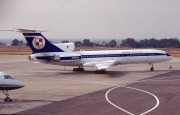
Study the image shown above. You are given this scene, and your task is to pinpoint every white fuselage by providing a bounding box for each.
[29,49,173,67]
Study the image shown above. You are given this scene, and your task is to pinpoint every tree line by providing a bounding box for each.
[7,37,180,48]
[74,38,180,48]
[121,38,180,48]
[74,39,118,47]
[11,39,24,46]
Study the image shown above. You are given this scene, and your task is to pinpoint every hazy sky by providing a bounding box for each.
[0,0,180,40]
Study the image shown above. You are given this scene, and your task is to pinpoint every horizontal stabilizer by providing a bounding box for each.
[0,28,49,33]
[0,28,64,53]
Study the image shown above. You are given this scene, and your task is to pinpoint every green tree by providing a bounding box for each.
[109,39,117,47]
[121,38,139,48]
[11,39,19,46]
[82,39,93,47]
[74,41,82,47]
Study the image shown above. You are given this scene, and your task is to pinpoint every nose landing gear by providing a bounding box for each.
[3,90,12,102]
[150,64,154,71]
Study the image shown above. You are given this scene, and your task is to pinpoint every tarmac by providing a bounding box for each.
[0,55,179,115]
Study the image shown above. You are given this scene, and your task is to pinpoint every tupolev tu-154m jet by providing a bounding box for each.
[2,29,173,74]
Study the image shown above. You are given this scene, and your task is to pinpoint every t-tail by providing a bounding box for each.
[14,29,64,54]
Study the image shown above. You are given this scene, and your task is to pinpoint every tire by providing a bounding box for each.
[105,71,107,74]
[95,70,99,74]
[95,70,97,74]
[102,70,105,74]
[150,68,154,71]
[80,68,84,71]
[5,97,12,102]
[99,70,102,74]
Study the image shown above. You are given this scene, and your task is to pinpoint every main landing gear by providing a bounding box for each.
[95,69,107,74]
[73,67,85,71]
[150,64,154,71]
[3,90,12,102]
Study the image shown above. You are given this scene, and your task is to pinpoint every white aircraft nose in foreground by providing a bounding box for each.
[0,72,25,101]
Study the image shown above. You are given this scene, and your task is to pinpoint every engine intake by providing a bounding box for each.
[28,54,37,61]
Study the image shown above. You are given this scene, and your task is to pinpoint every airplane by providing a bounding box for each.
[0,72,25,101]
[1,29,173,74]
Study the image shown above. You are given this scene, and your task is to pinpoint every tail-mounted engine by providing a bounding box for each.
[28,55,37,61]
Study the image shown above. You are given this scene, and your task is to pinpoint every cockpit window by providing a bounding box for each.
[4,75,14,79]
[4,75,9,79]
[7,75,13,79]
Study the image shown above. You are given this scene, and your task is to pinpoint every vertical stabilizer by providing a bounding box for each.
[16,29,64,54]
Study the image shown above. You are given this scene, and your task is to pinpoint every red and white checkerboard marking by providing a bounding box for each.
[35,38,43,46]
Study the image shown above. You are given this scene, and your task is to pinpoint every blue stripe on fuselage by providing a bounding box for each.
[81,53,168,58]
[36,56,82,61]
[35,53,169,61]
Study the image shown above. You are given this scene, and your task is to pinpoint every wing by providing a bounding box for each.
[83,60,121,70]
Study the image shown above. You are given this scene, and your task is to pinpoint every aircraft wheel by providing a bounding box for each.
[97,70,100,74]
[95,70,99,74]
[80,68,84,71]
[104,70,107,74]
[4,97,12,102]
[150,67,154,71]
[7,97,12,101]
[102,70,105,74]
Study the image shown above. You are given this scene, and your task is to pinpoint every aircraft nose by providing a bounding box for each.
[167,54,173,61]
[18,81,26,88]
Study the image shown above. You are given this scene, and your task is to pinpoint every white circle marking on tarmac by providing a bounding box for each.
[105,79,160,115]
